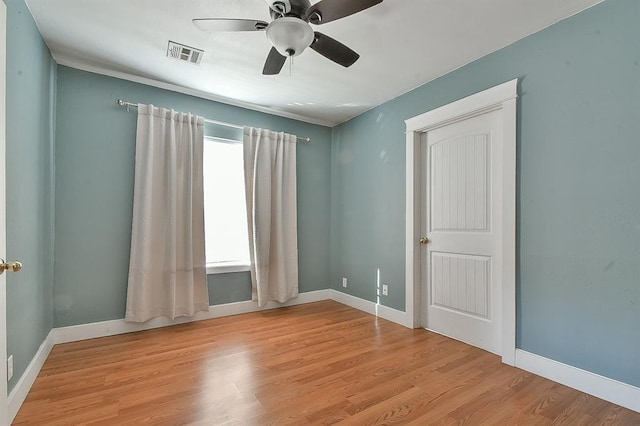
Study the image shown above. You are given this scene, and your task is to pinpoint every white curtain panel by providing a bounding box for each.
[126,104,209,322]
[243,127,299,307]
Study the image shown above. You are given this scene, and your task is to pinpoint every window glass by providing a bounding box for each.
[203,139,250,267]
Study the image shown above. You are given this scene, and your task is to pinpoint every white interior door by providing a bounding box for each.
[0,2,9,422]
[420,109,504,355]
[406,79,517,364]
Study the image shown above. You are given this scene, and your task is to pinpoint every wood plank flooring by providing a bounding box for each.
[13,301,640,425]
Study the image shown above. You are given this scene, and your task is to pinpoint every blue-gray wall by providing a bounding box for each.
[4,0,56,392]
[330,0,639,387]
[53,66,332,327]
[5,0,638,396]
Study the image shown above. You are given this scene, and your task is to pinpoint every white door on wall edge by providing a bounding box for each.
[420,109,504,355]
[405,79,516,364]
[0,1,9,422]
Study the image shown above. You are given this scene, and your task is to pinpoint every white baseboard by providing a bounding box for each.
[329,289,413,328]
[53,289,413,345]
[515,349,640,413]
[54,289,331,344]
[8,329,55,423]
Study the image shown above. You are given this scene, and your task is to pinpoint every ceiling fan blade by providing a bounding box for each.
[263,47,287,75]
[306,0,382,25]
[310,32,359,67]
[192,18,269,32]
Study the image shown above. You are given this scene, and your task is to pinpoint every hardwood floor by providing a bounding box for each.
[14,301,640,425]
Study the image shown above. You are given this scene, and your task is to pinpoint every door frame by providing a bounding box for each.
[0,1,8,420]
[404,79,517,365]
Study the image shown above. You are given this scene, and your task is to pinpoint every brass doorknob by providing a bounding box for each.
[0,259,23,274]
[419,237,429,245]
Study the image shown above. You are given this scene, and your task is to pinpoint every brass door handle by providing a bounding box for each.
[419,237,429,245]
[0,259,23,274]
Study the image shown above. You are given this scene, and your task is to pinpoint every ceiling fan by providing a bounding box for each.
[193,0,383,75]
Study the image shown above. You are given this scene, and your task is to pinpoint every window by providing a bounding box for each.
[203,138,251,274]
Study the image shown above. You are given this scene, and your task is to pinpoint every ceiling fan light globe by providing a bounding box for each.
[266,17,314,57]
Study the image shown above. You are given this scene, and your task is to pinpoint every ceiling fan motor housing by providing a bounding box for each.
[266,0,290,14]
[269,0,311,20]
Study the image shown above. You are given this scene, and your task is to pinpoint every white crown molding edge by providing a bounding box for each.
[515,349,640,413]
[8,329,55,424]
[53,57,335,128]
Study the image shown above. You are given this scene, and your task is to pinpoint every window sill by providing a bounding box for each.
[206,262,251,275]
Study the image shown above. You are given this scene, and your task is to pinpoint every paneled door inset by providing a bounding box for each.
[420,109,504,355]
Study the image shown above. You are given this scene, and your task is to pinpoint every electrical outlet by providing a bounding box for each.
[382,284,389,296]
[342,277,348,288]
[7,355,13,381]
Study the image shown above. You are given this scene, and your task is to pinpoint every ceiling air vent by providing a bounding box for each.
[167,41,204,65]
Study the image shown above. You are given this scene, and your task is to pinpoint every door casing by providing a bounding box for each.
[404,79,517,365]
[0,1,9,421]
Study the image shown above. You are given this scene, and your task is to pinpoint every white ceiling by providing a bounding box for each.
[25,0,602,126]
